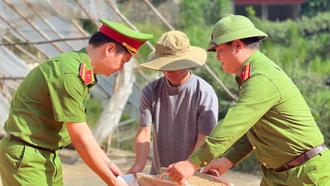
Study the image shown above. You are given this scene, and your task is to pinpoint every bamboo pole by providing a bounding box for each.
[143,0,175,31]
[3,0,65,53]
[23,0,75,50]
[0,15,48,58]
[3,36,40,63]
[0,37,89,46]
[0,77,25,80]
[74,0,100,27]
[203,64,237,101]
[71,20,90,37]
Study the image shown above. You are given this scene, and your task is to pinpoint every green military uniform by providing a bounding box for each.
[0,19,153,186]
[189,15,330,186]
[0,48,95,185]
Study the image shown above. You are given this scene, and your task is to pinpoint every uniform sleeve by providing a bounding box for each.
[139,86,153,127]
[189,75,281,167]
[222,134,253,165]
[48,74,87,122]
[197,87,219,135]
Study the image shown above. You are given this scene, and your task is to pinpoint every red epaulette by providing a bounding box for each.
[79,62,92,85]
[240,62,252,83]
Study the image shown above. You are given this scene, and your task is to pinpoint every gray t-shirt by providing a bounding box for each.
[139,73,218,174]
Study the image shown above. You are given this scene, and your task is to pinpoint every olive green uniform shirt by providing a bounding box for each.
[4,48,96,150]
[189,50,324,169]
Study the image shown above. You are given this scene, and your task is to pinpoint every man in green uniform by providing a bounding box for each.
[0,19,152,186]
[166,15,330,186]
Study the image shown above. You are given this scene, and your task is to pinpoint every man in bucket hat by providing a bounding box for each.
[0,19,152,186]
[167,15,330,185]
[127,31,218,175]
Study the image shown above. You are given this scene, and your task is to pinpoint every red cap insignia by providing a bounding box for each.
[240,62,252,83]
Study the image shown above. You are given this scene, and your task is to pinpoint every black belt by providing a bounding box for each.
[4,133,61,153]
[273,143,327,172]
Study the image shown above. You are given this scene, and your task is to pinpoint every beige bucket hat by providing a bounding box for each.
[140,31,207,71]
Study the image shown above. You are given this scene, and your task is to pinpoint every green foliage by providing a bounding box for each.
[178,0,232,28]
[302,0,330,17]
[252,12,330,66]
[231,154,261,175]
[245,6,256,17]
[201,0,233,25]
[177,0,205,28]
[79,19,98,34]
[86,97,103,128]
[133,23,167,62]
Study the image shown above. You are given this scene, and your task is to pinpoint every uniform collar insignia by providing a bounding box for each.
[78,48,96,86]
[79,62,93,85]
[240,62,252,83]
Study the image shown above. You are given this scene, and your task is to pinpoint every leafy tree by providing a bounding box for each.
[178,0,233,28]
[302,0,330,17]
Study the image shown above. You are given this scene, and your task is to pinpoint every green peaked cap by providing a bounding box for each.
[99,19,153,59]
[207,14,268,52]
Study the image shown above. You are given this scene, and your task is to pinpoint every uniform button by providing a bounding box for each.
[252,146,256,150]
[203,162,208,166]
[263,163,267,166]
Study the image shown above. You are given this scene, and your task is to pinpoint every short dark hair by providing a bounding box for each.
[89,32,128,54]
[226,37,260,49]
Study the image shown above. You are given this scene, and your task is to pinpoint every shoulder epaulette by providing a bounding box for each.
[240,62,252,83]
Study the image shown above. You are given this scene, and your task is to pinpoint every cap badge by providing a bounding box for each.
[123,42,137,54]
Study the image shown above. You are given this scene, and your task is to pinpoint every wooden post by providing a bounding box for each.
[261,4,268,20]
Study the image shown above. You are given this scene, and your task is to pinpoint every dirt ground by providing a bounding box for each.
[61,148,261,186]
[0,147,261,186]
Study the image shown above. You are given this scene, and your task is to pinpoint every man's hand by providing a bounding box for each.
[201,157,234,176]
[126,163,144,176]
[166,160,199,184]
[108,162,123,177]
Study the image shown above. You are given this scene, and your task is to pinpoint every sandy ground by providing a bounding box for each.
[61,148,261,186]
[0,148,261,186]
